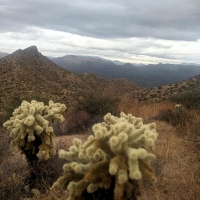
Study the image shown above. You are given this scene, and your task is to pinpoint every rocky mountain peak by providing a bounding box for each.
[13,45,40,56]
[24,45,38,52]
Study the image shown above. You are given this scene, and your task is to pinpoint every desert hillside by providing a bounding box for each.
[0,46,142,123]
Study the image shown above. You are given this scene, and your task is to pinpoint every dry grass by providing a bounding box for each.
[119,101,200,199]
[138,121,199,200]
[1,101,200,200]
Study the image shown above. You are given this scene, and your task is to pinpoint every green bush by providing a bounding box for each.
[170,90,200,109]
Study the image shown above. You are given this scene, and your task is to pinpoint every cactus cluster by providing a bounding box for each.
[3,100,66,161]
[51,112,158,200]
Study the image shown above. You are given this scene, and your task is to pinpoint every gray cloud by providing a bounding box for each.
[1,0,200,41]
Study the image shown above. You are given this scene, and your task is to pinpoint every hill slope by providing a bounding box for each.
[0,46,141,122]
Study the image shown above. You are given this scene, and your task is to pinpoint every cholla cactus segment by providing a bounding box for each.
[52,112,158,200]
[3,100,66,160]
[175,104,181,109]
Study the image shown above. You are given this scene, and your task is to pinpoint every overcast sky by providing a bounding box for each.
[0,0,200,64]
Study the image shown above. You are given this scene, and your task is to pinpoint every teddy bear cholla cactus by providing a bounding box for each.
[51,112,158,200]
[3,100,66,161]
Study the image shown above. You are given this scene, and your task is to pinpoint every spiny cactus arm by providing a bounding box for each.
[117,157,128,184]
[124,180,140,199]
[128,159,142,180]
[34,123,43,134]
[69,162,92,174]
[59,143,90,163]
[87,183,99,193]
[92,123,111,140]
[51,172,84,191]
[109,155,123,175]
[51,173,73,190]
[99,172,112,189]
[51,113,65,123]
[86,172,112,194]
[37,144,52,160]
[26,128,35,142]
[39,132,51,145]
[143,153,156,165]
[124,181,134,199]
[79,139,108,163]
[59,149,79,161]
[139,159,157,182]
[67,179,88,197]
[34,114,49,129]
[109,135,119,149]
[128,128,146,142]
[104,113,118,124]
[73,138,83,149]
[66,192,76,200]
[127,148,148,160]
[10,134,21,146]
[85,140,101,157]
[84,160,110,183]
[114,176,125,200]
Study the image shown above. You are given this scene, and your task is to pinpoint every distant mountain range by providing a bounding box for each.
[0,52,9,59]
[1,50,200,88]
[50,56,200,88]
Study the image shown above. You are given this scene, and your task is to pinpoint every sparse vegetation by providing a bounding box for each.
[0,47,200,199]
[171,90,200,109]
[1,99,199,200]
[75,91,119,117]
[154,105,193,132]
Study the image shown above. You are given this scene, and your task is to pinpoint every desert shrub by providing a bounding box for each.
[76,92,119,117]
[52,120,68,136]
[0,151,28,200]
[0,172,26,200]
[154,106,193,129]
[0,150,65,199]
[52,111,91,135]
[23,153,66,193]
[0,128,10,164]
[170,90,200,109]
[65,111,91,134]
[66,92,119,134]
